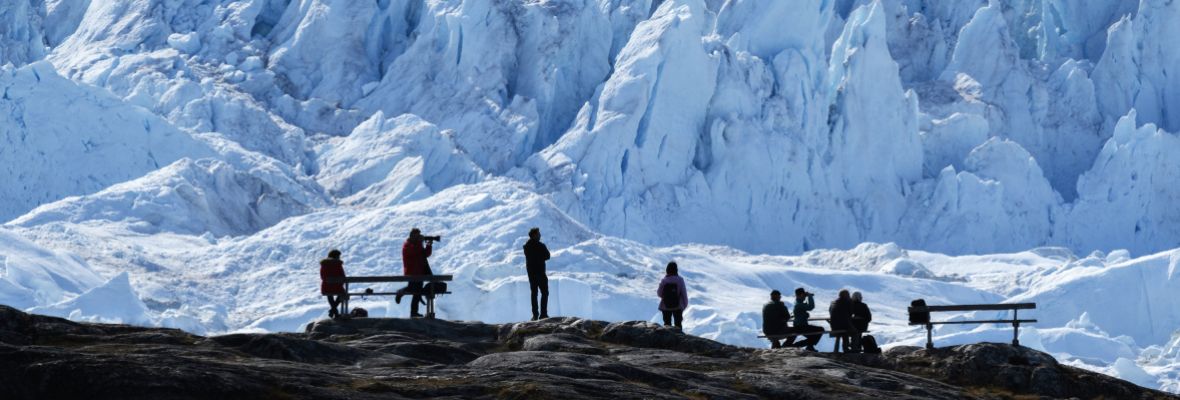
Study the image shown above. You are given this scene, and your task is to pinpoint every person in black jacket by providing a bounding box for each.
[851,291,872,351]
[829,289,856,353]
[523,227,551,320]
[762,290,793,348]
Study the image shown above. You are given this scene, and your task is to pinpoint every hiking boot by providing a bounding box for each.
[410,313,425,318]
[805,345,817,352]
[395,290,404,304]
[539,314,549,319]
[328,309,337,319]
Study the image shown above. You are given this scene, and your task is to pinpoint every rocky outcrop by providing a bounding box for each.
[0,306,1172,399]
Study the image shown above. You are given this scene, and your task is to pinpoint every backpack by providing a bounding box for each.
[661,282,681,309]
[909,299,930,324]
[425,281,448,297]
[350,307,368,318]
[862,335,882,354]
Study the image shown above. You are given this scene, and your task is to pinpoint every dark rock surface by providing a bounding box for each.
[0,306,1173,399]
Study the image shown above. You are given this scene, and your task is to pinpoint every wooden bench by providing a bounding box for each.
[908,302,1036,349]
[757,317,869,352]
[326,275,453,319]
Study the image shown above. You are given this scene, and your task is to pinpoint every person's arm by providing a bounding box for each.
[805,295,814,311]
[542,243,550,261]
[657,280,664,297]
[423,242,432,258]
[865,306,872,323]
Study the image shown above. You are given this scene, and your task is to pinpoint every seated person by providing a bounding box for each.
[790,287,824,351]
[762,290,794,348]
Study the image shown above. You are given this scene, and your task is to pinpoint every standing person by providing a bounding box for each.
[523,227,551,320]
[791,288,823,351]
[851,291,872,351]
[320,249,347,319]
[829,289,856,352]
[762,290,793,348]
[656,261,688,329]
[397,228,433,318]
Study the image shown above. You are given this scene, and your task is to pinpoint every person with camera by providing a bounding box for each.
[657,261,688,329]
[523,227,550,320]
[319,249,347,319]
[791,287,823,351]
[397,228,434,318]
[762,290,793,348]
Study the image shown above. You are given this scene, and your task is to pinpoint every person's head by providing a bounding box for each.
[852,291,863,302]
[838,289,850,300]
[409,228,422,241]
[795,287,807,298]
[770,290,781,302]
[328,249,341,259]
[666,261,678,276]
[528,227,541,240]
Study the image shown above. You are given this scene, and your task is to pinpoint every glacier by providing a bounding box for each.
[3,0,1180,392]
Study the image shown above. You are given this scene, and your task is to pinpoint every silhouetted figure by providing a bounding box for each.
[657,261,688,329]
[320,249,347,319]
[791,287,823,351]
[523,227,551,320]
[829,289,857,352]
[851,291,872,351]
[762,290,793,348]
[397,228,433,318]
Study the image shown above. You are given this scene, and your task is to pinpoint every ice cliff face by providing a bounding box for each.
[5,0,1180,392]
[7,0,1177,255]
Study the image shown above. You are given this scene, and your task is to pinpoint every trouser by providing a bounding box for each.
[406,282,423,316]
[791,324,823,348]
[528,273,548,319]
[850,327,863,352]
[325,294,345,316]
[765,328,795,349]
[661,309,683,328]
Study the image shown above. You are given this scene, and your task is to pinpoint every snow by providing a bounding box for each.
[3,0,1180,392]
[29,271,154,327]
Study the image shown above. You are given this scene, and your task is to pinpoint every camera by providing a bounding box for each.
[422,235,442,242]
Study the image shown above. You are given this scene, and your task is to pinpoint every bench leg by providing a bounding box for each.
[342,283,350,316]
[925,323,934,350]
[425,285,436,319]
[1012,309,1020,347]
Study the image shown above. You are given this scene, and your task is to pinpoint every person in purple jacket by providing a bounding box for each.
[657,261,689,329]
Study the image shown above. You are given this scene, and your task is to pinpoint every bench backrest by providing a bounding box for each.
[908,303,1036,313]
[325,275,454,284]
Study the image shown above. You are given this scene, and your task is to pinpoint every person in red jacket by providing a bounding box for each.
[319,249,347,319]
[396,228,433,318]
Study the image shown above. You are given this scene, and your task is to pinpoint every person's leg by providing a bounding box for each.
[538,275,549,318]
[851,329,862,353]
[805,325,823,350]
[529,277,540,320]
[662,310,673,326]
[673,309,683,329]
[326,295,339,318]
[409,282,423,316]
[770,338,781,349]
